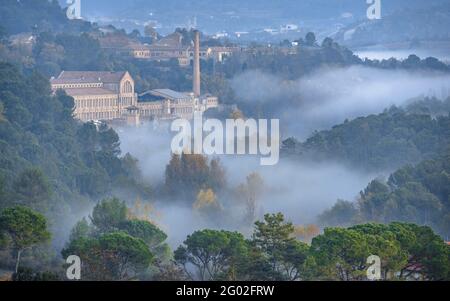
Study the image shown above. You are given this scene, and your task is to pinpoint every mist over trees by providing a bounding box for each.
[282,106,450,171]
[0,0,449,282]
[62,198,170,280]
[0,206,51,274]
[172,213,449,281]
[165,153,226,200]
[319,149,450,238]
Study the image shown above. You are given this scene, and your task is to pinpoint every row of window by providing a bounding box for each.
[175,107,193,114]
[151,51,187,57]
[140,107,193,116]
[79,111,118,121]
[57,83,102,89]
[133,51,150,57]
[75,97,136,109]
[78,107,196,121]
[140,108,163,116]
[120,97,134,106]
[76,98,117,108]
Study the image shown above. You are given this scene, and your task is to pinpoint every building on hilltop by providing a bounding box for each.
[98,31,241,66]
[51,71,136,122]
[50,71,218,125]
[50,31,218,125]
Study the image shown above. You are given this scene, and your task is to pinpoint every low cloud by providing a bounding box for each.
[231,66,450,138]
[113,65,450,247]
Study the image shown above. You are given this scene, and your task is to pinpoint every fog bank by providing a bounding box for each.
[112,65,450,246]
[117,123,378,247]
[231,66,450,139]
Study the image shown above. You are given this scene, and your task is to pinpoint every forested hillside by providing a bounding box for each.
[0,0,449,282]
[0,62,150,220]
[62,206,450,280]
[319,150,450,237]
[282,105,450,171]
[0,0,92,35]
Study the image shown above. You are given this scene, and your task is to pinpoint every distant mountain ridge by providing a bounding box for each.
[75,0,449,19]
[58,0,450,34]
[3,0,449,44]
[334,3,450,47]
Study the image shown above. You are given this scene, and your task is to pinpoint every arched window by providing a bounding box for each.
[122,81,133,94]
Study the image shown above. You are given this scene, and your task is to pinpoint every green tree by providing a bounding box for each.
[305,32,317,46]
[119,219,167,248]
[322,149,450,237]
[90,198,128,233]
[310,227,370,280]
[279,239,310,280]
[98,232,153,280]
[67,199,170,269]
[388,222,450,280]
[253,213,295,262]
[349,223,409,279]
[174,229,248,280]
[76,122,99,153]
[0,206,51,273]
[283,110,450,172]
[62,232,153,281]
[252,213,309,280]
[68,217,92,242]
[98,123,121,155]
[310,222,449,281]
[13,168,52,212]
[119,219,170,261]
[318,199,359,227]
[164,153,182,196]
[165,153,226,200]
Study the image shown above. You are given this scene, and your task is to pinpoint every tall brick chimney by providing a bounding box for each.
[193,30,201,97]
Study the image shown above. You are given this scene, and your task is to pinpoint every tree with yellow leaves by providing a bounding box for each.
[293,224,320,243]
[127,197,159,223]
[193,189,222,217]
[165,153,226,200]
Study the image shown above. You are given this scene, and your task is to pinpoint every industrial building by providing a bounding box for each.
[50,31,218,125]
[99,31,240,66]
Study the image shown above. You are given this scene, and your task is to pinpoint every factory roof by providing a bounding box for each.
[151,89,191,100]
[51,71,127,85]
[138,91,166,102]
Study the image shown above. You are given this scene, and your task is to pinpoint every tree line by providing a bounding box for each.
[0,62,151,255]
[319,149,450,239]
[1,201,449,281]
[282,104,450,172]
